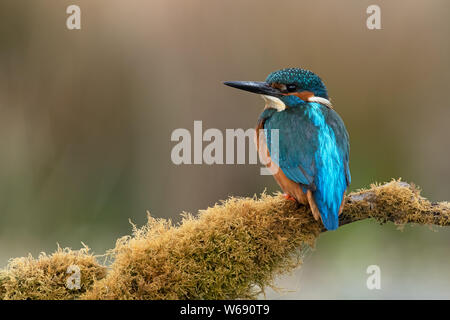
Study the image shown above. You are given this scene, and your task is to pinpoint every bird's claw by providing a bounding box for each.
[283,193,297,202]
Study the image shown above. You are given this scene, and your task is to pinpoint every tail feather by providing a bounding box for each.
[313,189,345,230]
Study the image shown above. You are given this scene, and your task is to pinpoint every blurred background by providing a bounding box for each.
[0,0,449,299]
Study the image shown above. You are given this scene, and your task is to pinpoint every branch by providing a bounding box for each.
[338,180,450,228]
[1,180,449,300]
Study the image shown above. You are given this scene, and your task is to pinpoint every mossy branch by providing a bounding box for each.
[1,180,449,300]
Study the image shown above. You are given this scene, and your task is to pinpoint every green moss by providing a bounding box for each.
[0,246,106,300]
[84,193,320,299]
[1,180,449,300]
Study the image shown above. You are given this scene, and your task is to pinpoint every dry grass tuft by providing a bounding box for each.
[1,180,449,300]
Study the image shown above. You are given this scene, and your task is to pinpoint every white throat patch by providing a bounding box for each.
[261,95,286,112]
[261,95,333,111]
[308,96,333,109]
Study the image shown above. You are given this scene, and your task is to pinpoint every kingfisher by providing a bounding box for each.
[224,68,350,230]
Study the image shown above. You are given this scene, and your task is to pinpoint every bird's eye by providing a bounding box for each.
[286,84,297,92]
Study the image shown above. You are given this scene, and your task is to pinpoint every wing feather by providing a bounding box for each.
[262,108,318,189]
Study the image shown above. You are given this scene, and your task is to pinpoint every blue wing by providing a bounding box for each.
[262,108,318,189]
[262,104,350,230]
[327,108,351,186]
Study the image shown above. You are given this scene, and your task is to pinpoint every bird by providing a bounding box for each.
[224,68,350,230]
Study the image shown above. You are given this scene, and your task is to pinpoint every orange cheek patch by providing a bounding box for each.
[283,91,315,101]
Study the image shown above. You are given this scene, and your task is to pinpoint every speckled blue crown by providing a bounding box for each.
[265,68,329,99]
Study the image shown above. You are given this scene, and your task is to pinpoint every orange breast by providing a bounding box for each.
[255,119,307,204]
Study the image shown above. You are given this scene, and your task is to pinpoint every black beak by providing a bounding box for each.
[223,81,281,97]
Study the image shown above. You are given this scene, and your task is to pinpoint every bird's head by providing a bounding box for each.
[224,68,331,111]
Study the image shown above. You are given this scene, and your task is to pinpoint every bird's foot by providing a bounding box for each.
[283,193,297,202]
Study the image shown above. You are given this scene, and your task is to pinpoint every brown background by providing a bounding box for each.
[0,0,449,298]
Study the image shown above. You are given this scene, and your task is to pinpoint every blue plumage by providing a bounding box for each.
[262,102,350,230]
[224,68,351,230]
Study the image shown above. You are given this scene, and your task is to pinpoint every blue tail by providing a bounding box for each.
[313,185,346,230]
[313,151,348,230]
